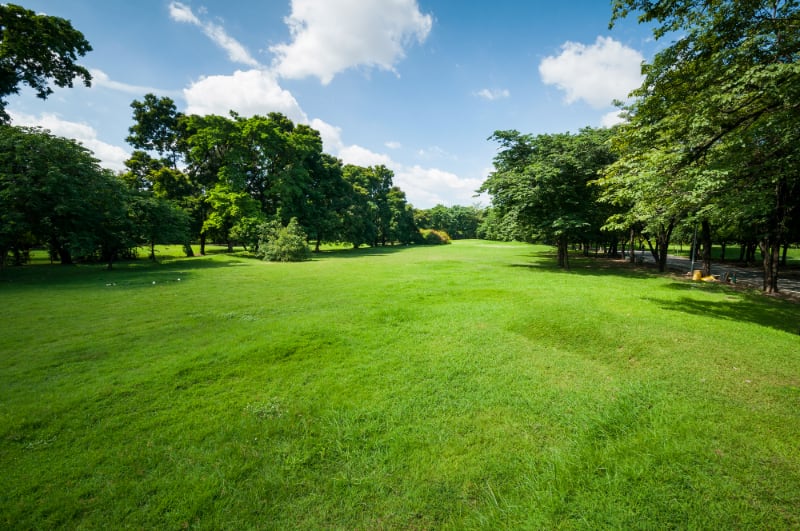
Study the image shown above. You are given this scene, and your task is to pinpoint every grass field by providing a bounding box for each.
[2,240,799,528]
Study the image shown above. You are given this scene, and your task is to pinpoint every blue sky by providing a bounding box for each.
[9,0,660,208]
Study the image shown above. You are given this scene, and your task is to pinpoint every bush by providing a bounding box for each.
[257,218,311,262]
[420,229,452,245]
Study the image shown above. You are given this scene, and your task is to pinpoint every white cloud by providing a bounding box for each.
[600,109,627,128]
[309,126,478,207]
[183,69,307,123]
[9,111,130,172]
[385,140,402,149]
[309,118,344,152]
[396,165,484,207]
[270,0,433,84]
[339,144,394,168]
[89,69,181,98]
[539,36,644,109]
[475,88,510,101]
[169,1,260,67]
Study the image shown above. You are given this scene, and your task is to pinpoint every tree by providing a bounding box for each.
[127,94,181,166]
[0,125,131,267]
[0,4,92,122]
[610,0,800,291]
[128,193,190,261]
[480,127,615,268]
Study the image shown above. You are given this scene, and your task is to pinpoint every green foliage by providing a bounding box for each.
[607,0,800,290]
[0,125,133,267]
[417,203,483,239]
[481,127,616,267]
[0,3,92,122]
[258,217,311,262]
[420,228,451,244]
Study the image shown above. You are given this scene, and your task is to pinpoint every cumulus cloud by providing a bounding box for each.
[309,118,345,152]
[539,36,644,109]
[385,140,402,149]
[601,109,627,128]
[183,69,307,123]
[307,122,479,207]
[339,144,394,168]
[271,0,432,84]
[396,165,484,207]
[475,88,510,101]
[169,1,260,67]
[89,69,181,97]
[9,111,129,172]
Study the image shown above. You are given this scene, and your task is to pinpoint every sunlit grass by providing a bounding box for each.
[2,241,799,528]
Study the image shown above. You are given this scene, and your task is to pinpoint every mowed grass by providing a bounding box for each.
[1,240,799,529]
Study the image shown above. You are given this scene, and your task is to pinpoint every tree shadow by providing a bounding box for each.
[311,244,416,260]
[509,252,665,281]
[641,293,800,335]
[0,253,242,290]
[510,250,800,334]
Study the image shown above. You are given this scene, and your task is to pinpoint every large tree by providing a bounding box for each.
[0,125,129,267]
[609,0,800,291]
[480,127,615,268]
[0,4,92,122]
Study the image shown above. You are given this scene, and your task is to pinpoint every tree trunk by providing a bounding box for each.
[149,241,157,261]
[629,227,636,264]
[557,238,570,269]
[720,241,726,262]
[701,219,712,277]
[200,233,207,255]
[781,242,789,266]
[57,246,73,265]
[760,237,780,293]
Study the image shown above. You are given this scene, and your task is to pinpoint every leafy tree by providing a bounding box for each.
[610,0,800,291]
[387,187,418,244]
[128,193,190,261]
[480,127,615,268]
[305,153,349,251]
[203,183,261,251]
[127,94,181,166]
[342,165,378,248]
[0,125,142,268]
[0,4,92,122]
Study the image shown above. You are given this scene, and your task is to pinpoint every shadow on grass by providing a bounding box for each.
[642,293,800,336]
[0,253,242,290]
[311,244,415,260]
[512,250,800,334]
[509,251,662,281]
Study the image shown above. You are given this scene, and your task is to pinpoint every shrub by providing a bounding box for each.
[420,228,452,245]
[257,218,311,262]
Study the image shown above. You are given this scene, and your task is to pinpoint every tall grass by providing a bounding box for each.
[1,241,799,528]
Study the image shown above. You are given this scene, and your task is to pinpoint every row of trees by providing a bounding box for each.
[0,113,428,267]
[479,0,799,292]
[124,98,423,255]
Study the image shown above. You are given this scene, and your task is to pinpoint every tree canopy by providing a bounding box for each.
[0,4,92,122]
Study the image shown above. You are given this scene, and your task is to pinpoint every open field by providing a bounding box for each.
[2,240,800,528]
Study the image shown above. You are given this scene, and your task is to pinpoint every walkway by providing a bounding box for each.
[630,250,800,296]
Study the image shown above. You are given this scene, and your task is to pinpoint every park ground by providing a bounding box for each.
[1,240,799,528]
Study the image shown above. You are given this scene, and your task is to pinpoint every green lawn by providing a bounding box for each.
[2,241,799,529]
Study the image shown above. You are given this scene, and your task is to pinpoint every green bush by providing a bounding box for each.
[420,228,452,245]
[257,218,310,262]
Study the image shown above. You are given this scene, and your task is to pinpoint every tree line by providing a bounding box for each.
[479,0,800,293]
